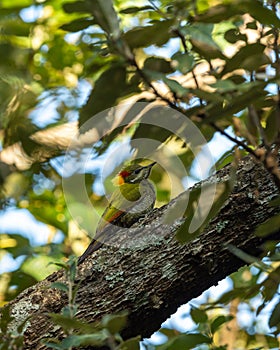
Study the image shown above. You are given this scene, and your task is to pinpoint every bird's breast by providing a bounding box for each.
[126,180,155,213]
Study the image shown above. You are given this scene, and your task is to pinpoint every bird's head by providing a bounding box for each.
[113,162,156,185]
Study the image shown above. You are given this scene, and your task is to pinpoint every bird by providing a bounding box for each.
[77,161,156,264]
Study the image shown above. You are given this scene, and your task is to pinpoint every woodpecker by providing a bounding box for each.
[78,162,156,264]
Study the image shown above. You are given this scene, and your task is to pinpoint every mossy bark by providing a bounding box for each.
[2,154,280,349]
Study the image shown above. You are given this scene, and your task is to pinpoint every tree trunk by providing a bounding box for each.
[2,154,280,349]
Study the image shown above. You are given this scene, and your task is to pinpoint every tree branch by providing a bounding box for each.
[2,154,280,349]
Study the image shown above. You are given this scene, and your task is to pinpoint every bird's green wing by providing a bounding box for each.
[96,184,141,234]
[77,184,141,264]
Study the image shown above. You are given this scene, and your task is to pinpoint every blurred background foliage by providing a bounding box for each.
[0,0,280,348]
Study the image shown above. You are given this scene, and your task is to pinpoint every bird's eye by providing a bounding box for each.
[133,168,141,175]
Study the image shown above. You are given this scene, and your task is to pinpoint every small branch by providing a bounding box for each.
[173,28,203,105]
[131,57,181,110]
[209,122,259,156]
[174,28,188,53]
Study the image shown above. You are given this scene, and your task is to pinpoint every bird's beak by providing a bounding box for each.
[146,161,157,169]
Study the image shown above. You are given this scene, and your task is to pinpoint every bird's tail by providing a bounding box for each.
[77,238,103,265]
[77,224,124,265]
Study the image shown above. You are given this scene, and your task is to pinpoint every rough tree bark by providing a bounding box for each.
[1,154,280,349]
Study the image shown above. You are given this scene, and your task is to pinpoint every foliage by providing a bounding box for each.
[0,0,280,348]
[44,259,132,349]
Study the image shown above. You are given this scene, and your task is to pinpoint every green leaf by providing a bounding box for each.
[48,261,69,270]
[60,18,96,32]
[17,315,32,334]
[157,333,211,350]
[210,315,234,334]
[49,282,69,293]
[120,6,154,14]
[62,334,107,347]
[222,43,267,75]
[224,28,247,44]
[159,328,178,338]
[215,286,259,305]
[22,256,61,280]
[175,180,232,244]
[47,36,81,71]
[79,65,131,130]
[242,52,271,72]
[214,148,246,171]
[45,333,107,349]
[0,18,32,37]
[69,257,77,282]
[265,108,280,144]
[261,334,280,348]
[231,266,262,289]
[226,245,269,271]
[102,313,127,334]
[61,305,78,318]
[269,302,280,329]
[190,306,208,324]
[0,305,14,333]
[255,214,280,237]
[240,0,280,27]
[43,341,64,350]
[28,203,68,234]
[48,314,94,333]
[123,20,174,48]
[269,196,280,207]
[205,81,269,122]
[4,270,37,301]
[171,52,195,74]
[182,23,224,59]
[246,21,258,30]
[63,1,90,14]
[119,336,141,350]
[2,233,32,258]
[196,0,280,27]
[261,266,280,302]
[195,4,240,23]
[162,77,189,97]
[190,88,224,103]
[183,23,217,48]
[210,79,237,92]
[0,0,32,9]
[131,106,175,154]
[87,0,121,39]
[143,57,173,74]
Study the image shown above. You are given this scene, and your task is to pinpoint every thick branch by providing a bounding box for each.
[2,155,280,349]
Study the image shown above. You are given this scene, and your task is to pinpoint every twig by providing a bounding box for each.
[173,28,203,105]
[148,0,165,16]
[131,57,180,109]
[176,29,200,87]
